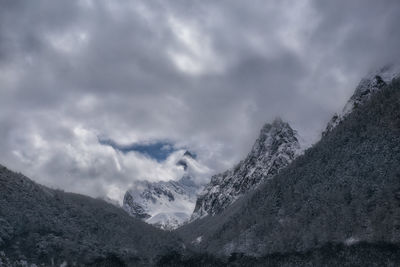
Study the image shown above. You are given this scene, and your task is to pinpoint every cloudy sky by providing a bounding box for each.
[1,0,399,202]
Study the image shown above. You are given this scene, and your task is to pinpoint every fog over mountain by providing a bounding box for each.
[176,74,400,265]
[1,0,400,203]
[1,67,400,266]
[2,1,400,265]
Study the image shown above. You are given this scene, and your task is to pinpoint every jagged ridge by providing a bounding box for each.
[323,63,400,135]
[177,75,400,259]
[191,118,301,220]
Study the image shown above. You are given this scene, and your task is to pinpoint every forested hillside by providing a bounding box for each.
[177,78,400,263]
[1,79,400,267]
[0,167,182,266]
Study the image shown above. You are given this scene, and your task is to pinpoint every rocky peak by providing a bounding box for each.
[176,151,195,171]
[183,150,195,159]
[323,63,400,136]
[253,118,299,160]
[191,119,301,220]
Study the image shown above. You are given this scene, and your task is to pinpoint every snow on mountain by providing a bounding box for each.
[323,63,400,135]
[191,118,301,220]
[123,150,210,230]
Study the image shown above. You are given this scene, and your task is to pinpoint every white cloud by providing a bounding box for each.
[46,30,89,54]
[167,15,224,75]
[4,120,212,203]
[0,0,399,204]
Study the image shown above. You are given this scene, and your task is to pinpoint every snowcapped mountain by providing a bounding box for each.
[123,151,209,230]
[323,63,400,135]
[191,118,301,220]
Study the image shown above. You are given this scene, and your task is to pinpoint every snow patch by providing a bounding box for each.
[344,237,359,246]
[123,151,210,229]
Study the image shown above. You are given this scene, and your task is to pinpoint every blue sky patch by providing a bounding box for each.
[99,138,176,162]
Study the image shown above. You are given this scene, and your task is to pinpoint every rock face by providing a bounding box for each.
[123,151,207,230]
[323,63,400,136]
[191,118,301,220]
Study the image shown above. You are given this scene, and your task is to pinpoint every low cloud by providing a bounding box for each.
[0,0,399,202]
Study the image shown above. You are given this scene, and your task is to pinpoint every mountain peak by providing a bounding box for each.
[191,119,301,220]
[271,116,284,125]
[260,117,285,131]
[323,63,400,136]
[183,150,195,159]
[176,150,195,171]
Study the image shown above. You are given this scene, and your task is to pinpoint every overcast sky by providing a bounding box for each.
[1,0,399,202]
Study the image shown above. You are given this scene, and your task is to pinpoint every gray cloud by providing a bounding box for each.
[0,0,399,202]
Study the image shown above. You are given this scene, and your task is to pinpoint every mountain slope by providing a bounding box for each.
[123,176,200,230]
[178,78,400,259]
[123,151,207,230]
[323,63,400,135]
[191,118,300,220]
[0,166,182,266]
